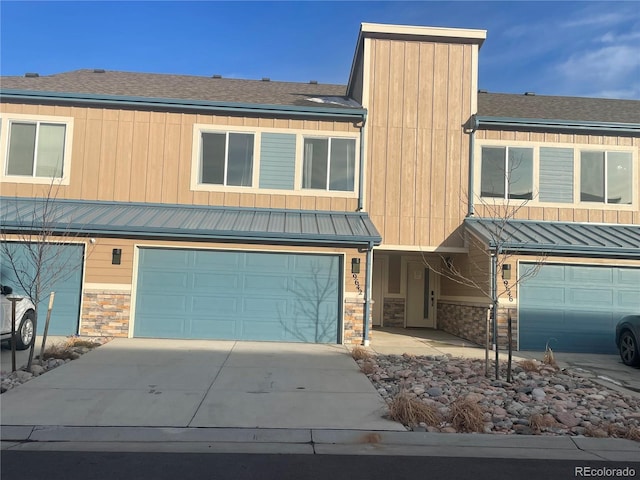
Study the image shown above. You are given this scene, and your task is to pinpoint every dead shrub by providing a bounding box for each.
[351,346,371,361]
[585,426,608,438]
[605,424,629,438]
[388,391,442,427]
[519,359,539,372]
[625,427,640,442]
[529,413,558,432]
[542,343,557,367]
[448,398,485,433]
[360,361,375,375]
[41,345,76,361]
[64,338,100,349]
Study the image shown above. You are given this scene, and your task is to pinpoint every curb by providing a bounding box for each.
[2,425,639,461]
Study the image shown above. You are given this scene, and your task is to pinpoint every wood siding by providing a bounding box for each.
[0,103,360,212]
[364,39,474,249]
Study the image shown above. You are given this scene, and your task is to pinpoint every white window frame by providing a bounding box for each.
[579,150,633,206]
[0,113,74,185]
[191,123,359,197]
[475,139,637,210]
[198,129,256,187]
[479,145,534,200]
[302,136,357,192]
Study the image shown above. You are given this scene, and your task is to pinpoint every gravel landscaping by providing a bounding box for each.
[355,351,640,441]
[1,337,112,393]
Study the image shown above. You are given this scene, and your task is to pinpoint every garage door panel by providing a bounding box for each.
[0,243,83,336]
[568,266,613,283]
[134,249,340,343]
[568,288,613,307]
[191,295,239,314]
[520,263,640,353]
[192,272,240,290]
[139,271,189,290]
[138,294,188,314]
[141,248,190,267]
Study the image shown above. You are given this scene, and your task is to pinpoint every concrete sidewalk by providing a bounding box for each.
[2,425,639,462]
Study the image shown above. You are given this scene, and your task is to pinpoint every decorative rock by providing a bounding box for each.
[15,371,33,382]
[555,412,580,428]
[30,365,45,376]
[531,388,546,400]
[427,387,443,397]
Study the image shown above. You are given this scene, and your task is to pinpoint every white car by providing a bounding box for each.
[1,285,36,350]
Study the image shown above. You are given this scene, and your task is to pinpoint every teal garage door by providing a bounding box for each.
[134,248,341,343]
[519,263,640,353]
[1,242,84,336]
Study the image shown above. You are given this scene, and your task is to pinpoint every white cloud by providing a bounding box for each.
[562,11,628,28]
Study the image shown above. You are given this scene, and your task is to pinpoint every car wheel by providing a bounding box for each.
[619,330,640,367]
[14,310,35,351]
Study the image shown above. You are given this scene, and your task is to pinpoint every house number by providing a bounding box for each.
[503,280,514,302]
[353,273,363,295]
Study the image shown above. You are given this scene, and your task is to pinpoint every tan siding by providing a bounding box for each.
[97,119,118,201]
[145,120,166,203]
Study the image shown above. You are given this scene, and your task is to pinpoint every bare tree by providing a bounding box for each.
[1,182,89,371]
[422,195,547,380]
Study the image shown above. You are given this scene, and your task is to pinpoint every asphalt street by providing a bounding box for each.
[3,451,639,480]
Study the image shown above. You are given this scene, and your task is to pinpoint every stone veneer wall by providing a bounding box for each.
[80,290,130,337]
[383,298,405,327]
[343,298,373,345]
[437,301,488,346]
[437,302,519,350]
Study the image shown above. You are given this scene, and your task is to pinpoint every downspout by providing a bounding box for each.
[491,248,499,379]
[467,114,478,217]
[357,111,367,211]
[362,241,374,346]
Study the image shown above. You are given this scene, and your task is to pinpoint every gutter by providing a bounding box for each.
[362,242,374,346]
[474,116,640,134]
[0,89,367,120]
[466,115,479,217]
[357,111,367,211]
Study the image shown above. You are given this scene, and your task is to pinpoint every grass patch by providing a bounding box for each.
[41,345,76,361]
[625,427,640,442]
[351,345,372,361]
[388,391,442,427]
[448,398,485,433]
[64,338,100,349]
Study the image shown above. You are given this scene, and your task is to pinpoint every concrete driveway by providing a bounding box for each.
[0,338,405,431]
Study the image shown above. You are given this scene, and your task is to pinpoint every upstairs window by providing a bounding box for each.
[6,121,67,178]
[480,146,533,200]
[303,137,356,192]
[200,132,254,186]
[580,151,632,204]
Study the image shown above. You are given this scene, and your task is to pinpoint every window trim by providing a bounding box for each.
[191,123,360,197]
[475,139,637,210]
[0,113,74,185]
[301,136,357,192]
[199,130,256,187]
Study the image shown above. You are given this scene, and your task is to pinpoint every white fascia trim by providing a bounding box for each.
[84,283,132,292]
[375,244,468,253]
[361,23,487,44]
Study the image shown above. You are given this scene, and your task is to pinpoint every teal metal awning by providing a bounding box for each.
[1,197,381,247]
[465,217,640,258]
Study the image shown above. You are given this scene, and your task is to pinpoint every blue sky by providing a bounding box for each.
[1,1,639,99]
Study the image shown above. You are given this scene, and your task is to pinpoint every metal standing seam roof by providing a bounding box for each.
[0,197,382,246]
[464,217,640,258]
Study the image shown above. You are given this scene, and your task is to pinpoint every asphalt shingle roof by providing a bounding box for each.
[0,69,359,110]
[478,92,640,125]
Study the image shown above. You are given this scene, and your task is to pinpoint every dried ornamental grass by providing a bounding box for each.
[388,391,442,427]
[448,398,485,433]
[351,346,372,361]
[360,361,376,375]
[519,359,540,372]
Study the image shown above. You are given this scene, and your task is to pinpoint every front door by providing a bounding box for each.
[406,262,435,328]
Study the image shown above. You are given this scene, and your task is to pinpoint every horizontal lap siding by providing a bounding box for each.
[259,133,296,190]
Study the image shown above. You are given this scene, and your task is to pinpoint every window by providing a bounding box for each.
[303,137,356,191]
[480,146,533,200]
[580,151,632,204]
[5,121,67,178]
[200,132,254,186]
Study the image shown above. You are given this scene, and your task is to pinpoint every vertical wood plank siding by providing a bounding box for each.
[365,38,474,248]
